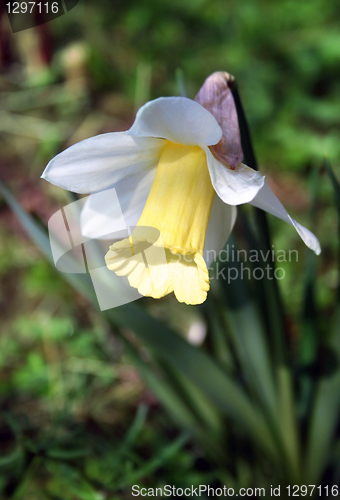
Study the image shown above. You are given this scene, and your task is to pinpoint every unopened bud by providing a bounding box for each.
[195,72,243,169]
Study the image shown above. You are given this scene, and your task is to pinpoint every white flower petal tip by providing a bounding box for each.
[250,182,321,255]
[127,97,222,147]
[204,147,265,205]
[290,219,321,255]
[41,132,164,194]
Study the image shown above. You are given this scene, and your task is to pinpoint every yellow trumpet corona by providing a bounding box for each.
[105,141,215,305]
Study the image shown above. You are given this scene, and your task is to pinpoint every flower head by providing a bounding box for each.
[42,73,320,305]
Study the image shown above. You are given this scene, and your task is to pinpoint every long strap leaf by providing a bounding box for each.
[305,159,340,483]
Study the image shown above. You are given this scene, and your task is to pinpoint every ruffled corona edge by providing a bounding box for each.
[105,228,210,305]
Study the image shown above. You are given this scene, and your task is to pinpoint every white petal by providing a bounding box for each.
[204,196,237,265]
[250,182,321,255]
[80,167,156,240]
[204,146,265,205]
[41,132,164,194]
[127,97,222,146]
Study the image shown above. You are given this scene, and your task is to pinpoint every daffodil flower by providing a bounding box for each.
[42,74,320,306]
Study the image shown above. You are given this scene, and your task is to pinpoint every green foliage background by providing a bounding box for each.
[62,0,340,169]
[0,0,340,498]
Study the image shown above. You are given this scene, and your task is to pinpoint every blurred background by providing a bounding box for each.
[0,0,339,498]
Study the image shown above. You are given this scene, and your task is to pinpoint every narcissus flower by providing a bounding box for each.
[42,73,320,305]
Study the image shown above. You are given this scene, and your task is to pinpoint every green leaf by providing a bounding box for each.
[116,432,189,489]
[298,165,321,420]
[120,403,148,447]
[0,446,24,469]
[211,251,277,420]
[161,361,224,437]
[107,305,278,459]
[45,461,103,500]
[203,298,234,372]
[232,86,300,480]
[306,159,340,483]
[123,339,201,431]
[324,156,340,216]
[305,327,340,483]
